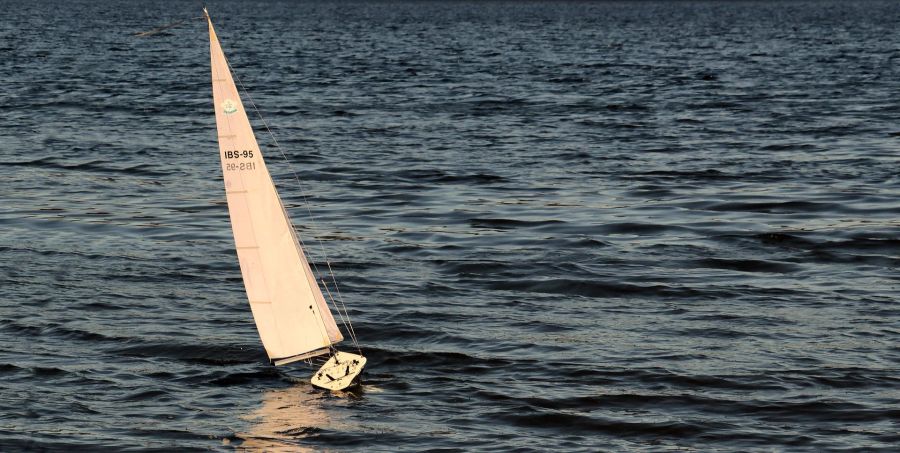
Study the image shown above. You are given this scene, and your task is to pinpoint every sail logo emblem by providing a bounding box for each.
[222,99,238,115]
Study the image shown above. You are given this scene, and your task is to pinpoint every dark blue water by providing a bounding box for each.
[2,0,899,450]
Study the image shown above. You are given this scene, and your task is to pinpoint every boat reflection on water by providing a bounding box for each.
[235,383,363,451]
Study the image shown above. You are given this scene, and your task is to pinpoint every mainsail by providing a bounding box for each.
[206,10,343,365]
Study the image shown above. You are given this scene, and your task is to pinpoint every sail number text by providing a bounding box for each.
[223,149,256,171]
[226,162,256,171]
[224,150,254,159]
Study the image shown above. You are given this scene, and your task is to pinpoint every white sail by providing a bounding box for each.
[206,10,343,364]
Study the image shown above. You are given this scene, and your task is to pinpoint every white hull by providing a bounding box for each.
[311,351,367,391]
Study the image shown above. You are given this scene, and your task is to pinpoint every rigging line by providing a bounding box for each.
[224,67,329,275]
[223,64,334,288]
[319,276,357,347]
[223,56,361,342]
[321,278,358,349]
[322,279,361,353]
[322,262,358,345]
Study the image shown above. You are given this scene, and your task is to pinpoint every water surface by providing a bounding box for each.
[1,0,899,451]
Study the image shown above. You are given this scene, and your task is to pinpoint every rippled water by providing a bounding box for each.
[2,0,899,450]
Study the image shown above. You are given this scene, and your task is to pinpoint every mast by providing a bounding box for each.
[206,9,343,364]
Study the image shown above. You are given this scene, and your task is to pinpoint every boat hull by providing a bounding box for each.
[311,351,366,391]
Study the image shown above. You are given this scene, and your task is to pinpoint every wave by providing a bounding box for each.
[1,157,169,176]
[692,258,801,273]
[392,169,506,184]
[487,278,710,299]
[468,218,565,230]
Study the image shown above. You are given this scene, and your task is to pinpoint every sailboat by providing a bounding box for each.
[204,8,365,391]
